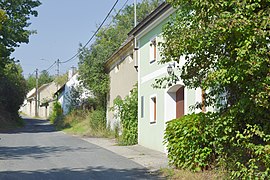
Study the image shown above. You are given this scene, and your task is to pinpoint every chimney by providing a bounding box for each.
[68,66,76,80]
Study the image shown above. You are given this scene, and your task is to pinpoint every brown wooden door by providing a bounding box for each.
[176,86,184,118]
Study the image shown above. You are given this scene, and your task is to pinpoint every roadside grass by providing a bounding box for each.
[160,168,226,180]
[54,110,114,138]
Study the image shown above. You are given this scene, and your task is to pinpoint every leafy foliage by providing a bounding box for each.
[161,0,270,177]
[0,0,41,72]
[54,72,68,87]
[49,101,63,124]
[78,0,163,109]
[165,113,218,171]
[65,86,83,112]
[112,85,138,145]
[26,70,54,91]
[0,0,40,127]
[165,112,270,178]
[88,110,107,132]
[0,63,27,126]
[162,0,270,110]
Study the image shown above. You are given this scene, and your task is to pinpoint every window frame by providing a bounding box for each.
[149,37,157,64]
[150,95,157,124]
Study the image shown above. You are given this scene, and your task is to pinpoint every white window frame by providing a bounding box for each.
[149,94,157,124]
[149,36,157,64]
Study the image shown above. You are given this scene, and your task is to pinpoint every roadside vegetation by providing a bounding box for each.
[49,1,162,140]
[0,0,41,130]
[159,0,270,179]
[160,168,226,180]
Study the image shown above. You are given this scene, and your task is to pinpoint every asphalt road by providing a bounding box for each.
[0,118,159,180]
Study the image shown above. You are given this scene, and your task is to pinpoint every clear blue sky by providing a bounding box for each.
[12,0,138,77]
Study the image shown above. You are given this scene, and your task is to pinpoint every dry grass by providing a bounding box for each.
[55,110,114,138]
[160,168,226,180]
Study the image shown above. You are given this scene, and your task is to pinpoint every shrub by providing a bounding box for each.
[49,101,63,124]
[229,124,270,179]
[88,109,106,130]
[164,112,270,178]
[164,112,218,171]
[111,85,138,145]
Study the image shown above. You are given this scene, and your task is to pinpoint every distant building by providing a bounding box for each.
[55,69,91,115]
[20,82,58,118]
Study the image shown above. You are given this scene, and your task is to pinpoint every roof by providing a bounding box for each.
[54,83,65,97]
[128,2,172,36]
[104,36,134,72]
[26,88,36,99]
[27,83,50,99]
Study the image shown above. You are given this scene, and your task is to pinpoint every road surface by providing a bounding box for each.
[0,118,160,180]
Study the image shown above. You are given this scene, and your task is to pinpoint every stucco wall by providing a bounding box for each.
[38,82,57,118]
[137,11,203,153]
[107,51,138,130]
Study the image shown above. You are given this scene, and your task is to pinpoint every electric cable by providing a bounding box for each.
[43,61,57,72]
[59,0,120,64]
[107,0,130,27]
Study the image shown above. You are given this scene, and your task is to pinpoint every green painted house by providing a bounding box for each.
[129,3,209,153]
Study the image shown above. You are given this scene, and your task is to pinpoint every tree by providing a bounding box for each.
[54,72,68,87]
[161,0,270,177]
[38,70,53,86]
[25,74,36,91]
[0,0,41,127]
[162,0,270,120]
[26,70,54,91]
[0,63,27,116]
[79,0,163,109]
[0,0,41,56]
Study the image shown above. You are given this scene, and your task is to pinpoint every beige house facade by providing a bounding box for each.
[21,82,58,119]
[38,82,58,118]
[105,37,138,130]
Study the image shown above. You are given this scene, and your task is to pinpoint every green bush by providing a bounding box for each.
[229,124,270,179]
[112,85,138,145]
[49,102,63,124]
[164,113,218,171]
[164,112,270,178]
[88,109,106,130]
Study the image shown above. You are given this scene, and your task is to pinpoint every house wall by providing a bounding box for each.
[38,83,57,118]
[59,73,91,115]
[137,12,203,153]
[20,88,36,117]
[107,48,137,130]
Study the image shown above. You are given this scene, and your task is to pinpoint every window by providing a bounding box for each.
[150,37,157,64]
[141,96,144,118]
[150,96,157,123]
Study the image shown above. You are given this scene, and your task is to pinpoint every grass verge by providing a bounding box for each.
[160,168,226,180]
[53,110,114,138]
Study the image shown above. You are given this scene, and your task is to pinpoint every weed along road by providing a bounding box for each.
[0,118,158,180]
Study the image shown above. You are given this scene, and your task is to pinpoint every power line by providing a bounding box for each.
[107,0,130,27]
[43,61,57,72]
[60,0,120,64]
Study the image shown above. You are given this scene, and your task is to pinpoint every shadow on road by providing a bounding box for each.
[0,145,98,160]
[0,166,162,180]
[1,118,56,134]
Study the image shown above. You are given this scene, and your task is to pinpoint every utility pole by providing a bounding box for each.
[134,0,137,27]
[35,68,39,117]
[57,59,60,77]
[56,59,60,90]
[134,0,138,71]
